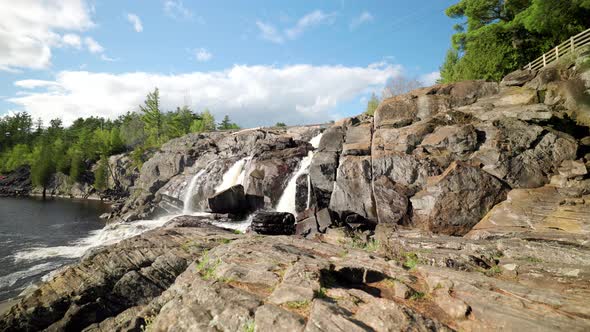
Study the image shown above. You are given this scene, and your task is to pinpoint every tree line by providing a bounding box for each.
[0,88,240,196]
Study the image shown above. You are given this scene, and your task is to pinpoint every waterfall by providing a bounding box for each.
[182,169,207,214]
[275,132,324,214]
[215,156,251,193]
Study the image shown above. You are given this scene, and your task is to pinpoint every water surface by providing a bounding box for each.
[0,197,109,301]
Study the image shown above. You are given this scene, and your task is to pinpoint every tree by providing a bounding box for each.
[275,122,287,127]
[440,0,590,83]
[139,88,165,146]
[382,76,423,99]
[190,109,216,133]
[365,93,380,116]
[93,155,108,192]
[218,115,240,130]
[30,138,55,198]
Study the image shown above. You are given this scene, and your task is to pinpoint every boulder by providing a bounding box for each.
[250,211,296,235]
[317,126,345,152]
[294,173,309,214]
[208,185,247,214]
[372,176,410,225]
[329,155,377,224]
[501,69,537,86]
[309,151,339,209]
[411,162,508,235]
[341,123,372,156]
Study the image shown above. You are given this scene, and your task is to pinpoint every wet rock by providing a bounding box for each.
[250,211,296,235]
[295,173,309,214]
[411,162,508,235]
[208,185,247,214]
[0,165,31,196]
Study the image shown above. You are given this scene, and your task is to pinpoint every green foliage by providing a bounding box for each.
[242,319,255,332]
[139,88,165,146]
[440,0,590,82]
[409,291,426,301]
[274,122,287,127]
[402,252,420,270]
[218,115,240,130]
[365,93,380,115]
[93,155,109,191]
[30,138,55,193]
[190,109,216,133]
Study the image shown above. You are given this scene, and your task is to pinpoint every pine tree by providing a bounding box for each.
[139,88,164,146]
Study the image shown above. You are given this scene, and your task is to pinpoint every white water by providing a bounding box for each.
[275,132,323,214]
[215,156,251,193]
[182,169,207,214]
[13,214,185,262]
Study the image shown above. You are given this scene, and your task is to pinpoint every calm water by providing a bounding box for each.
[0,197,109,301]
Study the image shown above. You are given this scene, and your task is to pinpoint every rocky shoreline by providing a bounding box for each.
[2,56,590,331]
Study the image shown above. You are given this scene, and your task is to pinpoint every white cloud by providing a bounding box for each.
[195,48,212,62]
[100,54,118,62]
[164,0,193,20]
[419,71,441,86]
[256,21,284,44]
[0,0,94,71]
[62,33,82,48]
[350,11,374,30]
[8,63,401,127]
[285,10,336,40]
[257,10,336,43]
[127,13,143,32]
[84,37,104,53]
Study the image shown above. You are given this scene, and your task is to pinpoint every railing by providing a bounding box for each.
[524,28,590,71]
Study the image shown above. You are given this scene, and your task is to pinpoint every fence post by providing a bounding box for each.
[571,37,575,52]
[556,46,559,59]
[542,53,546,67]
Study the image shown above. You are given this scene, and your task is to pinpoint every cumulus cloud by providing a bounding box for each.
[257,10,336,43]
[127,13,143,32]
[8,63,401,127]
[419,71,441,86]
[195,48,213,62]
[0,0,94,71]
[350,11,374,30]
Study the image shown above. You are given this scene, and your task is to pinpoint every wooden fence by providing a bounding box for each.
[524,28,590,71]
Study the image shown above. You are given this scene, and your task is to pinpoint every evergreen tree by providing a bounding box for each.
[139,88,165,146]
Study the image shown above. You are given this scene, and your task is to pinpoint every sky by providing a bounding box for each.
[0,0,458,127]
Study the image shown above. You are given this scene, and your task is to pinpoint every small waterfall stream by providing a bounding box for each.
[182,169,207,214]
[215,156,252,193]
[275,133,323,214]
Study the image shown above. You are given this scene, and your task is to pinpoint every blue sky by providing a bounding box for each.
[0,0,458,127]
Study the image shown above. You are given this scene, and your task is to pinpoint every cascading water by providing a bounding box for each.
[182,169,207,214]
[215,156,251,193]
[275,132,324,214]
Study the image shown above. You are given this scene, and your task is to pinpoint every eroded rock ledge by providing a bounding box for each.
[2,214,589,332]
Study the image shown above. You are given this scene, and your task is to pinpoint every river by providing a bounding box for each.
[0,197,109,301]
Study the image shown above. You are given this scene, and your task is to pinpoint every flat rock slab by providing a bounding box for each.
[467,185,590,239]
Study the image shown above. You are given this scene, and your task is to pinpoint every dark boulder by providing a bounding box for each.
[208,185,248,214]
[250,211,296,235]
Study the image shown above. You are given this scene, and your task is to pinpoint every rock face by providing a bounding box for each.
[411,162,508,235]
[250,211,296,235]
[0,165,31,196]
